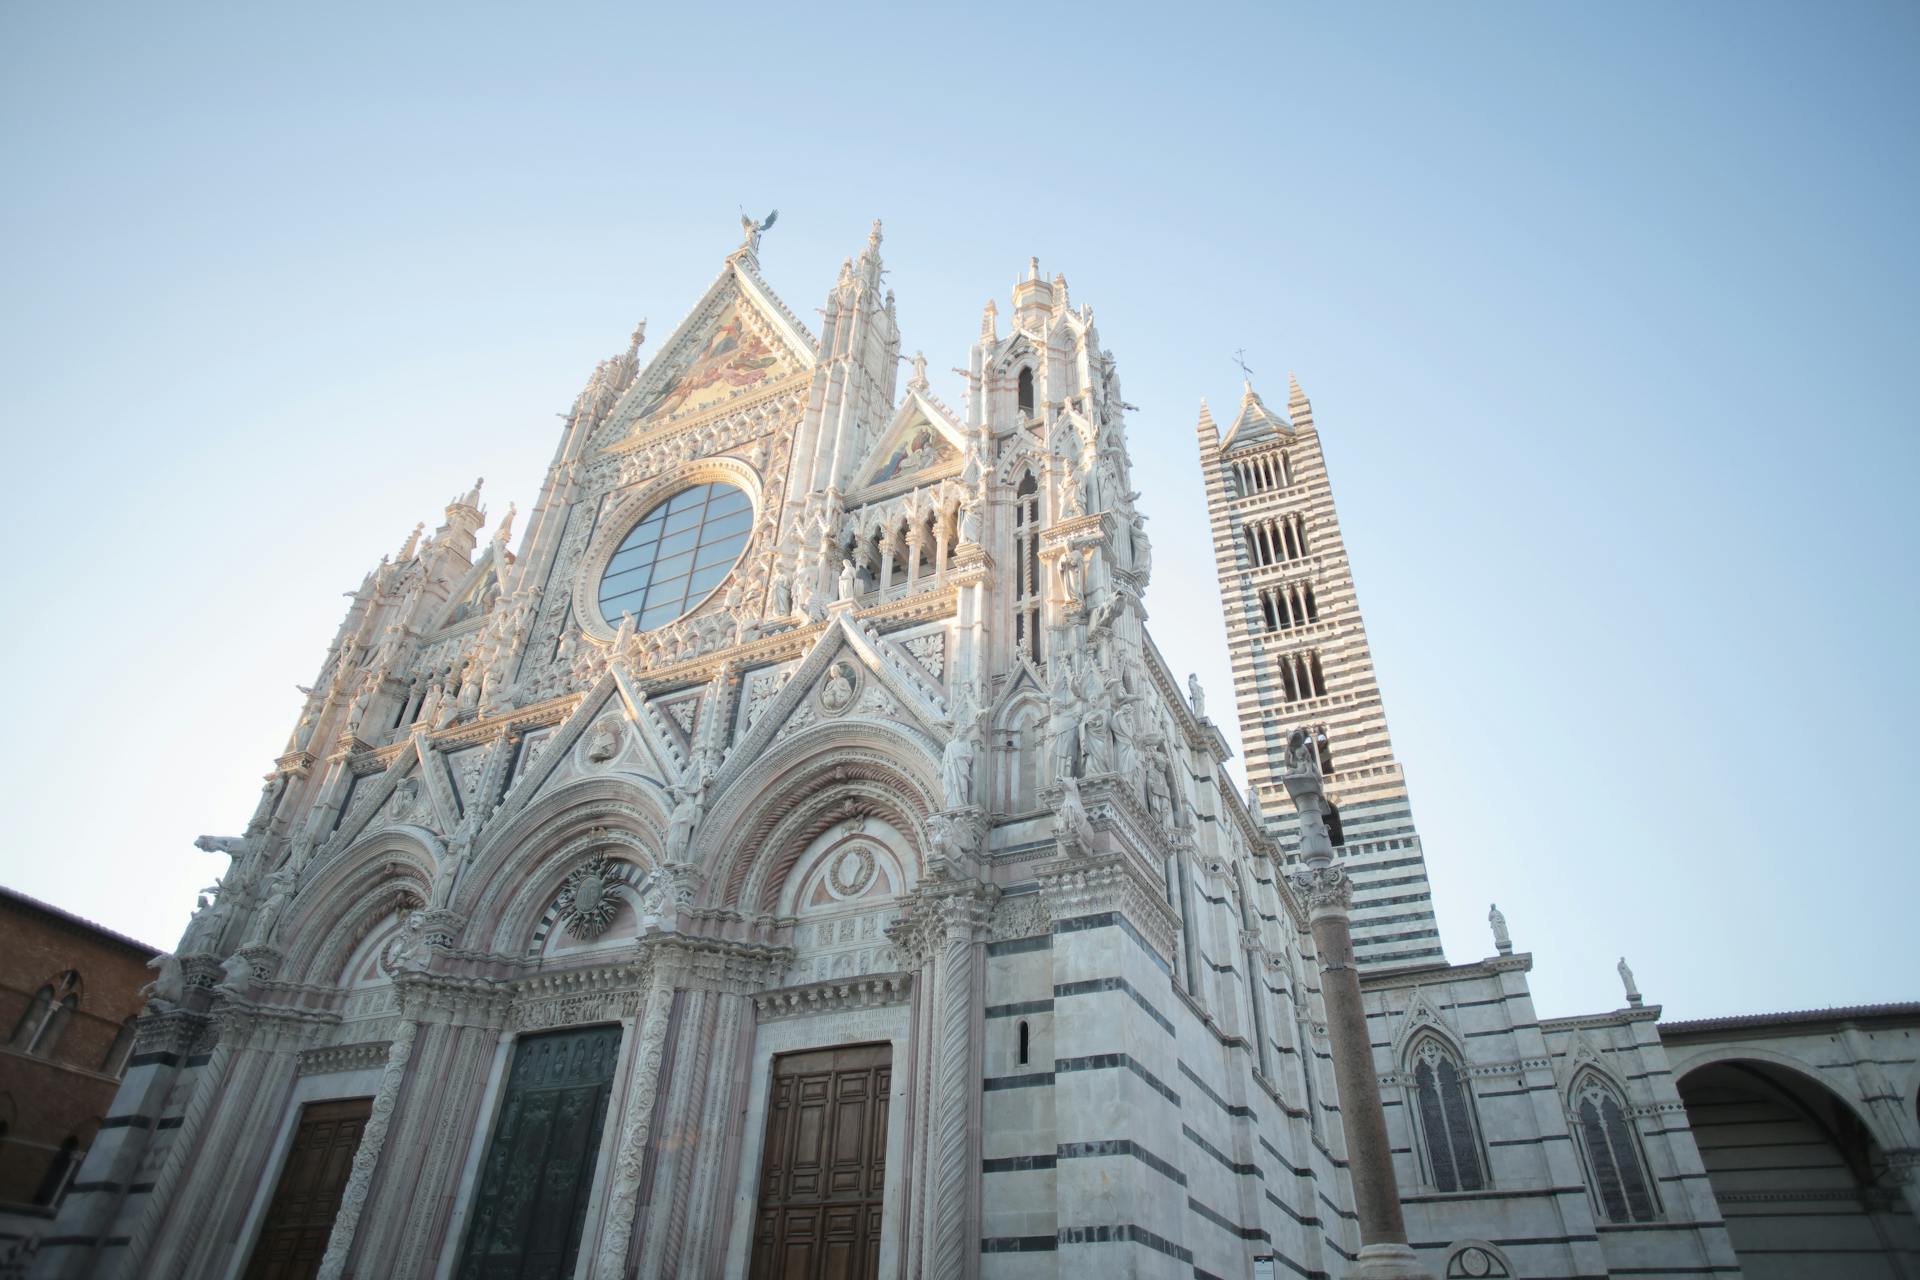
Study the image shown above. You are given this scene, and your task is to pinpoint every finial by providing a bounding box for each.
[628,320,647,354]
[1028,256,1040,280]
[909,351,929,389]
[868,218,883,247]
[460,477,484,508]
[494,502,517,544]
[398,521,425,560]
[1234,348,1255,385]
[736,208,777,257]
[1053,273,1069,308]
[981,299,998,343]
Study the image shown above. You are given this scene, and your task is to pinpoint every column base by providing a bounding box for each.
[1350,1242,1433,1279]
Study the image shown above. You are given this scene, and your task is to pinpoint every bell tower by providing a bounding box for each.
[1197,376,1445,968]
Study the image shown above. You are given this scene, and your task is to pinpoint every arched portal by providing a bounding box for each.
[1677,1059,1920,1277]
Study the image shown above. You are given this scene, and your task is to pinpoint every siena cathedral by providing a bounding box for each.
[35,223,1919,1280]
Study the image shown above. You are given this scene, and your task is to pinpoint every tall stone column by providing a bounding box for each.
[1281,733,1430,1280]
[889,871,996,1280]
[316,1017,419,1280]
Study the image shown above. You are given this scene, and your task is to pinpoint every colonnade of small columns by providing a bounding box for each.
[1244,511,1310,567]
[1230,448,1292,497]
[1258,581,1319,633]
[841,503,959,598]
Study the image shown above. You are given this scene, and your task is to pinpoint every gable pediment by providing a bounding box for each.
[849,388,965,494]
[593,262,816,451]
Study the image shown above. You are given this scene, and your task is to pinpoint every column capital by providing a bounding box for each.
[1289,864,1353,923]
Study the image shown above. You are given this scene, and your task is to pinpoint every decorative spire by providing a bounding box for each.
[1287,372,1314,429]
[980,299,998,345]
[1196,397,1218,444]
[493,502,517,545]
[460,477,484,509]
[398,521,425,561]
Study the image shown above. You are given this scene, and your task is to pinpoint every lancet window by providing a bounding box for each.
[1572,1075,1657,1223]
[1013,473,1042,663]
[1409,1036,1486,1192]
[1017,366,1036,418]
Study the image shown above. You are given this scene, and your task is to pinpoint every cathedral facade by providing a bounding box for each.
[33,225,1919,1280]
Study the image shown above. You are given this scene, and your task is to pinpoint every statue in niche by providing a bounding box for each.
[244,868,297,947]
[941,711,980,809]
[1046,663,1082,780]
[837,558,860,602]
[769,569,793,618]
[1056,547,1084,609]
[1144,737,1174,827]
[820,661,857,714]
[665,779,702,860]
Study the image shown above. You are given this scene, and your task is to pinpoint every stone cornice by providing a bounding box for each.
[1538,1005,1664,1032]
[297,1040,391,1076]
[1360,952,1535,992]
[753,974,913,1020]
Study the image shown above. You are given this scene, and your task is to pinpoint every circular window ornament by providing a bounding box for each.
[597,482,753,632]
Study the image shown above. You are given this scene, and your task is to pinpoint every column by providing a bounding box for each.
[1282,738,1430,1280]
[316,1018,419,1280]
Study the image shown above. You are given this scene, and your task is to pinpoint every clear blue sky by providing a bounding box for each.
[2,3,1913,1020]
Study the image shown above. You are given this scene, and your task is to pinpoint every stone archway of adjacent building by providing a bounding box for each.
[1676,1058,1920,1277]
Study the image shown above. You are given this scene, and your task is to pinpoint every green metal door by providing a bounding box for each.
[456,1024,623,1280]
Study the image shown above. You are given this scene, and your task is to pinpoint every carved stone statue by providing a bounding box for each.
[141,952,186,1007]
[1488,903,1511,954]
[837,558,859,603]
[194,835,247,856]
[666,780,701,860]
[1618,957,1642,1006]
[820,661,856,713]
[585,717,624,763]
[1187,673,1206,719]
[1046,666,1082,780]
[245,869,297,947]
[1057,548,1084,608]
[769,569,793,617]
[941,720,977,809]
[1055,775,1095,849]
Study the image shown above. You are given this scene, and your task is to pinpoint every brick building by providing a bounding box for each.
[0,888,158,1276]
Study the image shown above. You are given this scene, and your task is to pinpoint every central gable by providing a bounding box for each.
[596,262,816,450]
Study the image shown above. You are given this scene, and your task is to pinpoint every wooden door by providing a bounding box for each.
[749,1042,891,1280]
[456,1024,623,1280]
[243,1096,373,1280]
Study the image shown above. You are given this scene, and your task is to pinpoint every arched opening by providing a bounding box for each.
[1016,366,1035,417]
[101,1016,137,1075]
[1678,1059,1919,1275]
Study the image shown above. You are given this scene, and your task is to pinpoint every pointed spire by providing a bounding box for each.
[493,502,517,545]
[1287,372,1314,430]
[980,299,998,345]
[855,218,885,289]
[461,477,484,509]
[1196,397,1218,444]
[1052,272,1069,311]
[398,521,425,561]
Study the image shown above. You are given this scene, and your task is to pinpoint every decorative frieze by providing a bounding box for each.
[753,975,912,1020]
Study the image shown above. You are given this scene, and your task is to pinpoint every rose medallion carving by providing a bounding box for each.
[557,853,622,939]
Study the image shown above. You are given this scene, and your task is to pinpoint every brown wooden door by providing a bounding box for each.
[749,1043,891,1280]
[243,1096,373,1280]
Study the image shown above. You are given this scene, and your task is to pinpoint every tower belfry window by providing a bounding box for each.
[1013,473,1042,663]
